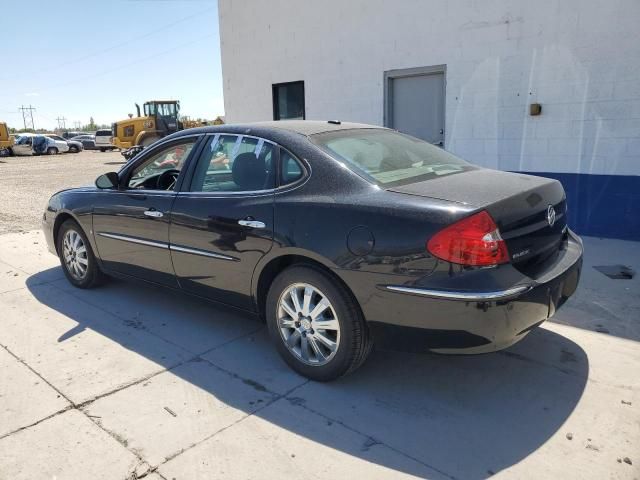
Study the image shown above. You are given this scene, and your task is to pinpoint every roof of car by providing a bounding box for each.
[244,120,384,136]
[177,120,385,138]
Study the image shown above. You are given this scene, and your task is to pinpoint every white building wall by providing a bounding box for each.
[219,0,640,177]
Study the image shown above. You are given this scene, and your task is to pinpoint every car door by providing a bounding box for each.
[92,136,201,286]
[13,136,33,156]
[169,134,276,310]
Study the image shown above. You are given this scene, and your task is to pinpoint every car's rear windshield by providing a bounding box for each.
[95,130,111,136]
[310,128,474,187]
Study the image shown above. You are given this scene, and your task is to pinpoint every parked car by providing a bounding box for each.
[62,131,85,140]
[47,134,82,153]
[70,134,97,150]
[42,121,583,381]
[12,135,59,155]
[95,128,116,152]
[16,133,69,154]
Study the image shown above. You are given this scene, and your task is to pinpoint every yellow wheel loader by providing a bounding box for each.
[0,122,15,156]
[112,101,182,159]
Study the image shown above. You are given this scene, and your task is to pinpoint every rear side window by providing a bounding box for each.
[190,135,276,192]
[280,149,304,185]
[311,129,472,187]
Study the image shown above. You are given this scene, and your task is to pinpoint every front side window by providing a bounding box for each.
[311,129,473,187]
[190,135,275,192]
[273,81,305,120]
[127,140,196,191]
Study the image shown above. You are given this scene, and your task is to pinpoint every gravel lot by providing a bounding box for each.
[0,150,126,234]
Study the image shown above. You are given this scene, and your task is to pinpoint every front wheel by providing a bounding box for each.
[266,265,373,381]
[57,219,104,289]
[69,145,79,153]
[140,135,160,147]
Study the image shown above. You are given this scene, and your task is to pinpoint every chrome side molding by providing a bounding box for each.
[97,232,168,249]
[97,232,237,261]
[169,244,237,261]
[384,284,532,301]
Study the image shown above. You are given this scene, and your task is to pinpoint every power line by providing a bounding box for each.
[34,33,216,94]
[56,116,67,130]
[0,6,215,82]
[18,105,36,130]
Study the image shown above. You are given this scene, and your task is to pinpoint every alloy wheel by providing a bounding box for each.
[277,283,340,366]
[62,229,89,280]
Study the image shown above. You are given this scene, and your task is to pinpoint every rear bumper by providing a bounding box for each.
[353,231,583,353]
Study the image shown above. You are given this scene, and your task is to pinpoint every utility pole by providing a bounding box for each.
[73,121,81,131]
[18,104,36,131]
[56,116,67,131]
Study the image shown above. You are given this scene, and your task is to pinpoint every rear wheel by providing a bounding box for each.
[47,147,58,155]
[266,265,373,381]
[99,148,106,152]
[69,145,79,153]
[57,219,104,289]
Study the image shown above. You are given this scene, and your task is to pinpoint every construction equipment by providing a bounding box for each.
[111,100,182,151]
[0,122,15,156]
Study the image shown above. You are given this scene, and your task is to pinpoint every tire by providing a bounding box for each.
[47,147,58,155]
[100,148,106,152]
[56,219,104,289]
[140,135,160,147]
[266,265,373,381]
[69,145,79,153]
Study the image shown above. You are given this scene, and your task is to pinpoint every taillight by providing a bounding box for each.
[427,210,509,266]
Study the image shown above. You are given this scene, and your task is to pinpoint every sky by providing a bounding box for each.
[0,0,223,131]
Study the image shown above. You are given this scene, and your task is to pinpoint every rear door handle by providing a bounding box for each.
[238,218,265,228]
[144,209,163,218]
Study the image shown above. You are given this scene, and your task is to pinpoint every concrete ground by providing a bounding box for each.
[0,150,125,234]
[0,231,637,480]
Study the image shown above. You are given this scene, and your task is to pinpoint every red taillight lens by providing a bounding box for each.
[427,210,509,266]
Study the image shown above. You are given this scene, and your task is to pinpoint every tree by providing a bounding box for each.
[85,117,97,131]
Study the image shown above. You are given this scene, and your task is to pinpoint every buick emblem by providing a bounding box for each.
[546,205,556,227]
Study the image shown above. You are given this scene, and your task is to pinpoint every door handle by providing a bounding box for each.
[238,218,266,228]
[144,209,163,218]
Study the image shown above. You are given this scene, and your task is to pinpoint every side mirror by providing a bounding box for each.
[95,172,120,189]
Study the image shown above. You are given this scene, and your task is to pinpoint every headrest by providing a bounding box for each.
[232,152,267,190]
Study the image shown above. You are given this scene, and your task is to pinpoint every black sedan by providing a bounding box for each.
[43,121,583,381]
[69,134,97,150]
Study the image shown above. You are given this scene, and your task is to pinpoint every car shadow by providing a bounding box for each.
[25,268,588,479]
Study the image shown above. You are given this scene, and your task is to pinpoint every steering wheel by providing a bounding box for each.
[157,169,180,190]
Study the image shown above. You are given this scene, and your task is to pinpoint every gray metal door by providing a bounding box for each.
[386,67,445,146]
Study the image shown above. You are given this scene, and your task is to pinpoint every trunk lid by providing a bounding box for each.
[389,168,568,274]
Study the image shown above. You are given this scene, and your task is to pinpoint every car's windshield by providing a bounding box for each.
[311,129,474,187]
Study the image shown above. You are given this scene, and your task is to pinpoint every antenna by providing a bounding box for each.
[18,104,36,130]
[56,116,67,130]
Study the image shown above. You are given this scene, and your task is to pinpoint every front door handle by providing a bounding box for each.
[144,209,163,218]
[238,218,265,228]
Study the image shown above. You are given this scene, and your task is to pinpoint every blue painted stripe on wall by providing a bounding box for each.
[520,172,640,241]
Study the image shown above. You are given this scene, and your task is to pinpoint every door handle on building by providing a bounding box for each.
[144,210,163,218]
[238,218,265,228]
